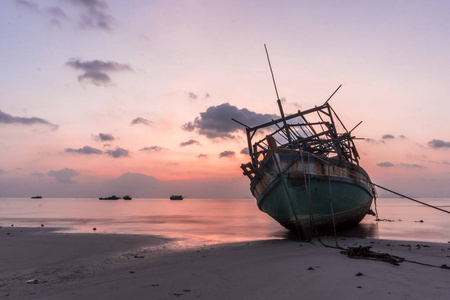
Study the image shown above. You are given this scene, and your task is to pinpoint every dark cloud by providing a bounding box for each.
[95,133,115,142]
[377,162,426,169]
[183,103,278,139]
[47,6,69,27]
[48,7,68,19]
[17,0,113,30]
[48,168,80,183]
[364,138,387,144]
[30,172,44,177]
[198,154,207,158]
[382,134,395,140]
[131,117,152,126]
[0,110,58,130]
[399,163,426,169]
[79,71,112,86]
[66,59,132,86]
[428,139,450,149]
[105,147,129,158]
[69,0,114,31]
[188,92,198,100]
[240,147,249,155]
[180,139,200,147]
[365,138,378,144]
[65,146,103,155]
[187,92,210,101]
[0,169,5,175]
[140,146,165,152]
[377,162,395,167]
[15,0,40,13]
[219,150,235,158]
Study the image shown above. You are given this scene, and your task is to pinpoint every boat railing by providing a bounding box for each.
[243,102,361,168]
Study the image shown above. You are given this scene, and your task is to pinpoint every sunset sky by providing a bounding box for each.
[1,0,449,198]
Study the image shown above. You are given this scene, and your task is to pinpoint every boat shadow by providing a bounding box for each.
[280,222,379,241]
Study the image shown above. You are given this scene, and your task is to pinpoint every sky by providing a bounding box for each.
[0,0,449,198]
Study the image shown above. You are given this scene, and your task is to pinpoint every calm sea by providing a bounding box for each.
[0,197,448,246]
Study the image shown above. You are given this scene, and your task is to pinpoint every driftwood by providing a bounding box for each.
[340,246,405,266]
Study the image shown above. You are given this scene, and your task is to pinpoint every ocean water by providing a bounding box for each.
[0,197,448,246]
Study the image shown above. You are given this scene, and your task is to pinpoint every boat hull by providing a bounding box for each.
[251,153,374,238]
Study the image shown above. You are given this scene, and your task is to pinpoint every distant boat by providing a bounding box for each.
[170,195,183,200]
[31,196,42,199]
[123,195,132,200]
[99,195,120,200]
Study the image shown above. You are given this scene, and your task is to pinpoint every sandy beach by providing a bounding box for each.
[1,226,449,300]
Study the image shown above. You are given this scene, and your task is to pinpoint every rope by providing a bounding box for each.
[327,164,340,248]
[267,142,305,241]
[372,183,450,215]
[341,245,450,269]
[301,152,314,237]
[299,152,341,248]
[282,151,449,266]
[299,151,450,216]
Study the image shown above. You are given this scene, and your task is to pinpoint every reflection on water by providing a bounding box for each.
[0,197,448,245]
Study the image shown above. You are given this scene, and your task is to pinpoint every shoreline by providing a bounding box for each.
[1,227,449,299]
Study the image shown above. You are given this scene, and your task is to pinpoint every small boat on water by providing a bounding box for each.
[170,195,184,200]
[31,196,42,199]
[237,47,375,240]
[99,195,120,200]
[123,195,132,200]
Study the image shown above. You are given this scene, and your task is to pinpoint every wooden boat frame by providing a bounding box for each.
[238,99,375,239]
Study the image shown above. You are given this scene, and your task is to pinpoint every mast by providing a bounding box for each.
[264,44,292,145]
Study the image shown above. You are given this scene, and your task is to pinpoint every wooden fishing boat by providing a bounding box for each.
[237,47,375,239]
[170,195,184,200]
[239,100,375,239]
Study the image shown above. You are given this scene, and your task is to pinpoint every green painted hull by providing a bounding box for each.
[252,155,374,238]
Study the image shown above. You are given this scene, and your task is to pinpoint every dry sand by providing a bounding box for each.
[1,226,449,300]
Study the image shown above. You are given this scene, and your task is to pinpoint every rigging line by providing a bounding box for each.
[288,126,302,141]
[372,183,450,215]
[302,152,334,247]
[372,186,379,220]
[302,150,450,215]
[302,153,320,240]
[273,123,290,142]
[315,110,327,132]
[327,164,341,249]
[303,152,314,232]
[267,138,305,241]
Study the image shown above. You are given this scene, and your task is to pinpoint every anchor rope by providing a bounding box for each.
[298,151,338,248]
[327,164,340,248]
[301,151,315,236]
[267,142,304,241]
[295,151,450,215]
[266,144,448,266]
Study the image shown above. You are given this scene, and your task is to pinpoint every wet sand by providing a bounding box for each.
[1,226,449,299]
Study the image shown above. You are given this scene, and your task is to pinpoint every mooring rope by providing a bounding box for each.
[327,164,340,248]
[372,183,450,215]
[281,150,449,266]
[301,151,315,237]
[302,151,450,215]
[267,141,305,241]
